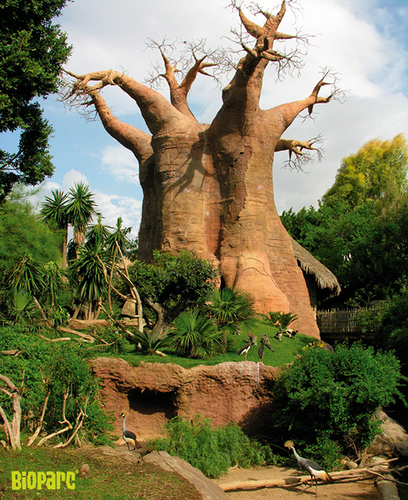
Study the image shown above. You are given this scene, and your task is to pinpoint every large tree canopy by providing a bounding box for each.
[64,1,341,336]
[0,0,71,201]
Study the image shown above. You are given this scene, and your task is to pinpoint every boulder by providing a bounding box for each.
[367,410,408,457]
[143,451,229,500]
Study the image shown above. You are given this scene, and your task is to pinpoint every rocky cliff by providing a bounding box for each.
[90,358,280,442]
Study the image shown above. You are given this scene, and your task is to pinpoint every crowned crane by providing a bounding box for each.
[284,440,333,496]
[237,333,257,361]
[258,333,274,359]
[120,412,142,451]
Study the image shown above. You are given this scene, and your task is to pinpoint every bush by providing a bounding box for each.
[0,326,113,447]
[270,342,405,467]
[169,310,226,359]
[149,415,274,478]
[208,288,255,328]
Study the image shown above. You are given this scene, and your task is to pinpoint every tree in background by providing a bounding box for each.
[281,135,408,306]
[0,0,71,200]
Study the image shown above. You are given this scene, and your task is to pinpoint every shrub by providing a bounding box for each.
[270,342,405,467]
[208,288,255,328]
[149,415,273,478]
[169,310,225,359]
[0,326,113,447]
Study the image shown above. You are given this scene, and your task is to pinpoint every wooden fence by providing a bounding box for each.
[317,306,383,338]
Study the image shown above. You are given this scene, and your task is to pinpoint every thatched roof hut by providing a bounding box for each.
[291,237,340,314]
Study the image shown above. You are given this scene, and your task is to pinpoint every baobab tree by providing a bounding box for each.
[64,1,341,336]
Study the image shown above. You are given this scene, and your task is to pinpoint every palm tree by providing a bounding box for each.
[40,190,69,269]
[65,182,97,257]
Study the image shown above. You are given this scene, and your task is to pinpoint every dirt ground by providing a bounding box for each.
[214,465,382,500]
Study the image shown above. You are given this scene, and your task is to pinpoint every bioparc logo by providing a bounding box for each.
[11,470,77,491]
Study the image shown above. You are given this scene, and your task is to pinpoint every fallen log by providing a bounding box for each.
[219,463,396,492]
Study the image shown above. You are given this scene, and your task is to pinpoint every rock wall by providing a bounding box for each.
[91,358,280,442]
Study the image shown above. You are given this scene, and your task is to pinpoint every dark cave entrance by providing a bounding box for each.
[127,388,177,420]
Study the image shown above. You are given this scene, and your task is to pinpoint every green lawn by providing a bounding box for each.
[0,446,201,500]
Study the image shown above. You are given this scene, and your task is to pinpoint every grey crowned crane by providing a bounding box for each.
[258,333,274,359]
[120,412,142,451]
[284,440,333,496]
[237,333,257,361]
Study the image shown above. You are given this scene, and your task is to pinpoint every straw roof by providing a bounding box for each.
[291,237,341,295]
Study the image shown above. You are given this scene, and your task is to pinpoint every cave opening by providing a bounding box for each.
[128,388,177,420]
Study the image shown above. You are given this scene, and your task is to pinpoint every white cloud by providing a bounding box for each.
[101,145,139,183]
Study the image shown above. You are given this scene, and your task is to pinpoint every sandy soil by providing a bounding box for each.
[214,465,382,500]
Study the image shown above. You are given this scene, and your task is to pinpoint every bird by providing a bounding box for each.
[258,333,274,359]
[274,323,283,342]
[284,440,333,496]
[120,412,142,451]
[237,333,257,361]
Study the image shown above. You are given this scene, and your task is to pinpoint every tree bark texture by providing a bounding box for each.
[67,2,337,336]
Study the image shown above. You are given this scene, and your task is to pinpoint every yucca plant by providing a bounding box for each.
[169,310,225,359]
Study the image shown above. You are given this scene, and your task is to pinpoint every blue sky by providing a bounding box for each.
[6,0,408,239]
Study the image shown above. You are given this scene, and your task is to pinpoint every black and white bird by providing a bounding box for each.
[237,333,257,361]
[120,412,142,451]
[258,333,274,359]
[284,440,333,496]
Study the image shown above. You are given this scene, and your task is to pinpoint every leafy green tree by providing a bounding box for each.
[323,134,408,209]
[270,342,405,468]
[0,0,71,200]
[281,135,408,306]
[169,310,225,359]
[0,195,62,274]
[125,250,218,337]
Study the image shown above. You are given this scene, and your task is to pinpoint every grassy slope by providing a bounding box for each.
[103,318,317,368]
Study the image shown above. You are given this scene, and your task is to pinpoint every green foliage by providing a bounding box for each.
[270,342,405,466]
[373,286,408,357]
[132,329,171,356]
[149,415,273,478]
[281,135,408,307]
[0,326,113,447]
[125,250,218,335]
[208,288,255,329]
[323,134,408,208]
[0,196,62,273]
[0,0,71,199]
[262,311,297,330]
[69,243,107,306]
[169,310,226,359]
